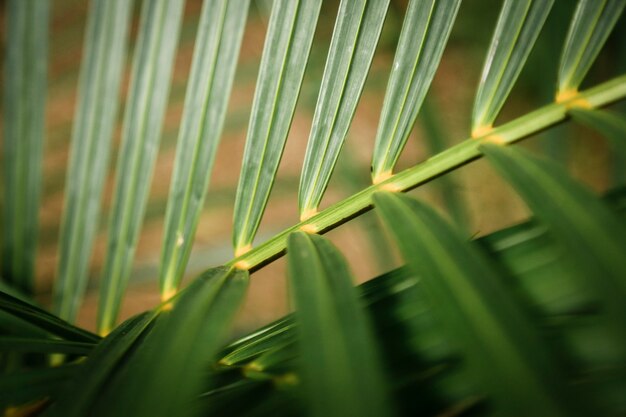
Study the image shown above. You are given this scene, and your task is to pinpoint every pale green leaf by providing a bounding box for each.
[287,231,394,417]
[159,0,250,299]
[97,0,185,335]
[53,0,134,322]
[298,0,389,219]
[373,191,585,417]
[371,0,461,182]
[557,0,626,97]
[472,0,553,135]
[2,0,50,294]
[232,0,322,254]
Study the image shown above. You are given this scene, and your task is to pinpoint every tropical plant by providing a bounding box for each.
[2,0,626,416]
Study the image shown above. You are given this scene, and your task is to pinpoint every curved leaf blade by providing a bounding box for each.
[557,0,626,97]
[298,0,390,219]
[0,337,94,355]
[569,108,626,160]
[232,0,322,255]
[472,0,553,135]
[373,191,584,417]
[371,0,461,182]
[287,231,394,417]
[481,144,626,342]
[53,0,134,322]
[96,0,186,336]
[2,0,49,294]
[159,0,250,299]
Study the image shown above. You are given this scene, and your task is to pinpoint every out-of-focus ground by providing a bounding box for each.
[1,0,625,334]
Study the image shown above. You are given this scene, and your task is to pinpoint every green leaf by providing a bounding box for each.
[2,0,49,295]
[232,0,322,254]
[370,0,461,182]
[44,311,156,417]
[0,291,100,343]
[53,0,134,323]
[298,0,390,219]
[91,267,248,417]
[373,191,585,417]
[472,0,553,135]
[569,108,626,160]
[557,0,626,97]
[287,231,394,417]
[159,0,250,299]
[481,144,626,346]
[0,364,78,409]
[0,337,93,355]
[97,0,185,336]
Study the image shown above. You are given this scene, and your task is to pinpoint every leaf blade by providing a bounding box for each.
[472,0,554,134]
[159,0,250,299]
[232,0,322,254]
[287,231,394,417]
[569,108,626,160]
[97,0,185,335]
[371,0,461,181]
[298,0,390,218]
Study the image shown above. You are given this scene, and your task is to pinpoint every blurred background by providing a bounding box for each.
[1,0,625,333]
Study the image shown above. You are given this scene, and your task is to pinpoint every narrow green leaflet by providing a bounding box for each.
[91,267,248,417]
[159,0,250,299]
[232,0,322,255]
[298,0,390,219]
[557,0,626,97]
[0,291,100,343]
[481,144,626,343]
[472,0,553,135]
[2,0,49,294]
[370,0,461,182]
[44,311,156,417]
[97,0,185,336]
[373,192,584,417]
[287,232,394,417]
[0,337,93,355]
[569,108,626,160]
[53,0,134,323]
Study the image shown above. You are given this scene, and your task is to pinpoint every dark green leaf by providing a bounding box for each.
[287,231,395,417]
[569,108,626,160]
[0,337,93,355]
[373,191,585,416]
[0,364,78,409]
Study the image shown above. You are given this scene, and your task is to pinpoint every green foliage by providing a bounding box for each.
[2,0,626,416]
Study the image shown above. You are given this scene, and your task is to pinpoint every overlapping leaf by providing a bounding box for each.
[370,0,461,182]
[233,0,322,255]
[97,0,185,335]
[374,191,583,416]
[159,0,250,299]
[299,0,389,219]
[287,232,394,417]
[53,0,134,322]
[2,0,49,294]
[472,0,553,135]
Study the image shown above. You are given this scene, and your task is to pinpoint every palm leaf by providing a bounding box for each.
[232,0,322,255]
[287,231,394,417]
[53,0,134,322]
[371,0,461,182]
[97,0,185,336]
[298,0,389,219]
[472,0,553,136]
[569,108,626,159]
[158,0,250,300]
[1,0,49,295]
[557,0,626,99]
